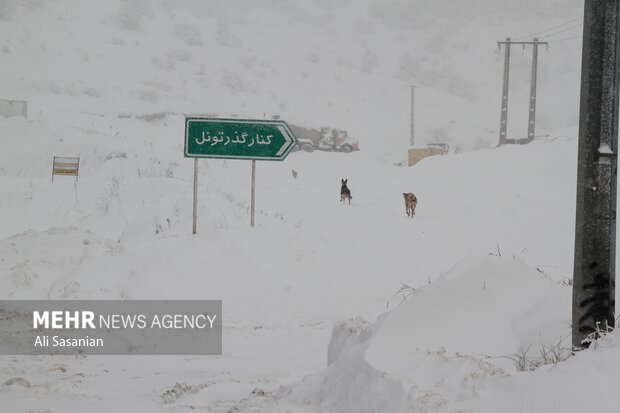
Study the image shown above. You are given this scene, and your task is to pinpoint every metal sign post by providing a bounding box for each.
[251,160,256,227]
[192,158,198,235]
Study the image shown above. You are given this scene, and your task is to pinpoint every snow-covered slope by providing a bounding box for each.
[1,0,584,157]
[4,1,617,412]
[0,111,594,411]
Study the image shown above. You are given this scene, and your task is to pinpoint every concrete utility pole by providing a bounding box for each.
[409,85,416,147]
[527,38,541,142]
[497,38,547,145]
[498,38,511,145]
[573,0,619,349]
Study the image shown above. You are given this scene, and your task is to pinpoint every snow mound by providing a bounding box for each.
[239,256,571,413]
[327,317,373,366]
[367,256,570,369]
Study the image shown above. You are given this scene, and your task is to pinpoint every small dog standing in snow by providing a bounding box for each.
[402,192,417,217]
[292,169,298,179]
[340,179,352,204]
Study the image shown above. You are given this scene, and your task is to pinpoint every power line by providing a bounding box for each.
[513,16,583,41]
[548,34,583,44]
[539,22,583,39]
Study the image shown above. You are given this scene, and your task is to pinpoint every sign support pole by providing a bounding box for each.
[251,160,256,227]
[192,158,198,235]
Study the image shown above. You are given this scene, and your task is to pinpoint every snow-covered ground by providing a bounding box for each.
[2,0,618,412]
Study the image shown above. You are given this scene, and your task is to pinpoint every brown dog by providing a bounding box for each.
[402,192,417,217]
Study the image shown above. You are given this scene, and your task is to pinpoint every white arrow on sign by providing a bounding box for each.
[275,125,295,157]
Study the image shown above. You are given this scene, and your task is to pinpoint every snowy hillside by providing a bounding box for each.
[3,1,619,412]
[1,0,584,156]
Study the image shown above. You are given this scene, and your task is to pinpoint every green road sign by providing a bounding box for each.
[184,117,298,161]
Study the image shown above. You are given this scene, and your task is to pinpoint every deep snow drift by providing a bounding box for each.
[233,257,618,413]
[256,256,572,412]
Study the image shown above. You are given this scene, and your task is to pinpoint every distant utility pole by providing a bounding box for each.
[498,38,511,145]
[409,85,416,147]
[527,38,546,142]
[573,0,619,349]
[497,38,547,145]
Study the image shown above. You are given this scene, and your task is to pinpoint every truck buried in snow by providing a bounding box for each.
[289,124,359,153]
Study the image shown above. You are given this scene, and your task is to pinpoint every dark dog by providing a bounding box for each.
[340,179,352,204]
[292,169,298,179]
[402,192,417,217]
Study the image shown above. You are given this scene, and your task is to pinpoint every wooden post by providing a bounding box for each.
[192,158,198,235]
[251,160,256,227]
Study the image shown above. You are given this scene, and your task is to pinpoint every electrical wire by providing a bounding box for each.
[547,35,583,44]
[538,22,583,39]
[512,16,583,41]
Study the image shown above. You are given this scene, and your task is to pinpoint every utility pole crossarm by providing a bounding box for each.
[497,41,549,45]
